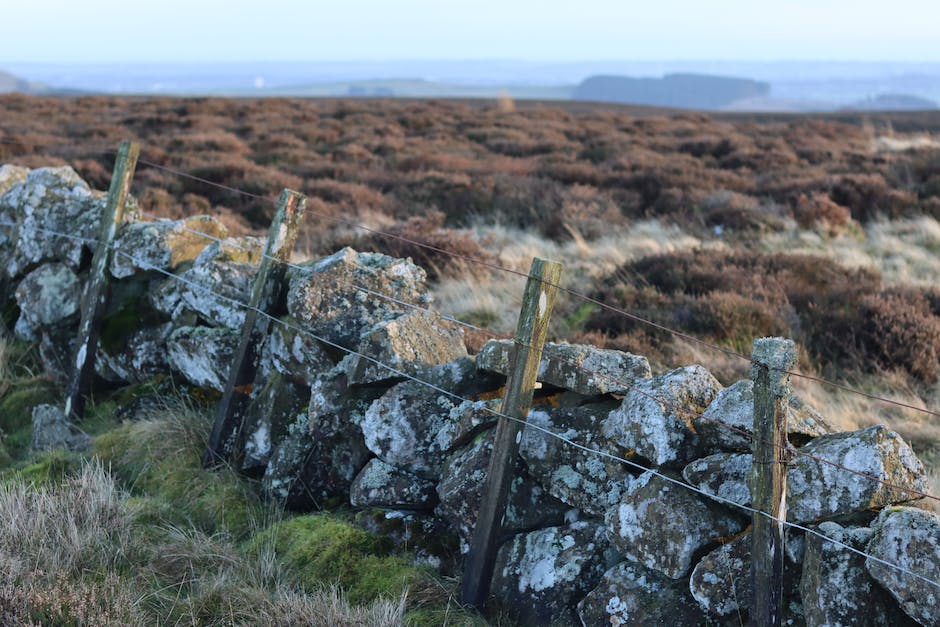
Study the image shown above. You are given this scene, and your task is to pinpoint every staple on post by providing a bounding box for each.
[750,336,797,627]
[203,188,306,467]
[461,257,563,609]
[64,140,139,421]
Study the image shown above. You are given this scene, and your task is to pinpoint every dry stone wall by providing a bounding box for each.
[2,164,939,626]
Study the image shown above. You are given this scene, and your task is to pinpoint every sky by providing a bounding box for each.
[1,0,939,64]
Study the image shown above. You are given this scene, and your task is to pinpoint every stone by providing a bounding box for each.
[110,215,229,279]
[95,323,173,384]
[476,339,651,396]
[150,236,264,329]
[866,506,940,627]
[240,372,311,473]
[695,379,835,452]
[682,452,753,509]
[435,430,569,554]
[519,402,631,516]
[802,521,913,627]
[788,425,927,524]
[13,262,81,331]
[31,404,72,451]
[261,316,334,385]
[605,471,745,579]
[166,325,239,391]
[262,368,381,509]
[0,166,138,279]
[360,379,463,479]
[579,560,705,626]
[602,365,721,468]
[491,522,616,626]
[681,426,928,524]
[350,458,437,510]
[689,533,752,618]
[344,309,468,385]
[286,247,428,348]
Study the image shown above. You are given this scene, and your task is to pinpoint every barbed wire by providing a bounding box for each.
[0,214,937,592]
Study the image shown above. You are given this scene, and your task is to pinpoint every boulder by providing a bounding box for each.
[344,309,467,385]
[0,166,138,279]
[31,404,72,451]
[802,521,913,627]
[579,560,705,626]
[13,262,81,332]
[605,471,745,579]
[491,522,616,625]
[866,506,940,627]
[240,372,311,473]
[689,533,752,618]
[286,247,428,347]
[95,323,173,384]
[519,402,631,516]
[476,340,652,396]
[694,379,835,451]
[260,316,334,385]
[166,325,239,391]
[0,164,28,196]
[349,458,437,510]
[110,215,228,279]
[435,431,569,554]
[262,368,380,509]
[150,236,264,329]
[602,365,721,467]
[681,426,928,524]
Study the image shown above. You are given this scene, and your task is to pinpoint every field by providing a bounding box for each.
[2,94,940,623]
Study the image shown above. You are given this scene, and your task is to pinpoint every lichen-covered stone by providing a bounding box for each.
[0,164,28,196]
[682,426,927,524]
[166,325,239,391]
[0,166,138,279]
[519,402,631,516]
[95,323,173,384]
[31,403,72,451]
[344,309,468,385]
[260,316,334,385]
[866,506,940,627]
[802,521,913,627]
[286,247,428,347]
[491,522,616,625]
[13,262,80,331]
[262,368,381,509]
[240,371,311,473]
[602,365,721,468]
[579,560,705,626]
[605,471,745,579]
[682,452,752,508]
[436,431,569,554]
[476,340,651,395]
[350,458,437,510]
[694,379,835,452]
[110,215,228,279]
[789,425,927,523]
[150,236,263,328]
[689,533,752,618]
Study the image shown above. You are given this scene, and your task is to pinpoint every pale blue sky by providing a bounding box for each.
[2,0,938,63]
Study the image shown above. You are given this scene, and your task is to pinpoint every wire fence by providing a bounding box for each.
[2,139,940,596]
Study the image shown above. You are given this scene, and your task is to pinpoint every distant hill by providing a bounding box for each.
[572,73,770,109]
[847,93,937,111]
[0,69,45,94]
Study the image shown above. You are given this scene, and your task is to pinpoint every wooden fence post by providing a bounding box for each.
[461,257,563,609]
[750,337,797,627]
[203,188,306,467]
[64,140,139,421]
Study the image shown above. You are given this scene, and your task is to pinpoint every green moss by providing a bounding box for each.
[0,383,52,434]
[405,608,489,627]
[247,514,430,605]
[3,449,84,486]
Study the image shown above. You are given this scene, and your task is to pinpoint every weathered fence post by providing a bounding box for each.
[64,140,139,421]
[461,257,563,609]
[203,188,306,467]
[750,337,797,627]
